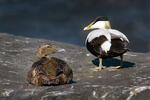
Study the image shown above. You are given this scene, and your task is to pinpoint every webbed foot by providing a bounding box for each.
[89,66,106,71]
[109,66,121,69]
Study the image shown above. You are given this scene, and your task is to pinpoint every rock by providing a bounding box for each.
[0,33,150,100]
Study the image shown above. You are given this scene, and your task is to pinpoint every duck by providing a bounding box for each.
[27,45,73,86]
[83,16,129,71]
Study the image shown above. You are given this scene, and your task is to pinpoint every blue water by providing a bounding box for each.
[0,0,149,52]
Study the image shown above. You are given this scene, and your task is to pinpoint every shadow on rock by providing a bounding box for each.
[92,58,135,68]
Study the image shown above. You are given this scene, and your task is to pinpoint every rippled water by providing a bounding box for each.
[0,0,149,52]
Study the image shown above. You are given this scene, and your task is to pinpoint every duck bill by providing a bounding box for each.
[83,22,94,31]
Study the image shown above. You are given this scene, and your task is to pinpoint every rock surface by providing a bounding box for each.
[0,33,150,100]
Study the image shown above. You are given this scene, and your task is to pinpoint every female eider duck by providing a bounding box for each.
[27,45,73,86]
[83,16,129,71]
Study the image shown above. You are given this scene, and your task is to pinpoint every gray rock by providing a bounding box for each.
[0,33,150,100]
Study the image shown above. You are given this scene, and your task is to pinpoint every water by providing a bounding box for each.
[0,0,149,52]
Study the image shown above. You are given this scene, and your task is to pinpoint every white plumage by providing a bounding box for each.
[101,41,111,53]
[86,29,111,42]
[91,21,106,29]
[85,28,129,54]
[83,16,129,70]
[108,29,129,43]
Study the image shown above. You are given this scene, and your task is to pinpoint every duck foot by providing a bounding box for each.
[109,66,121,69]
[89,66,106,71]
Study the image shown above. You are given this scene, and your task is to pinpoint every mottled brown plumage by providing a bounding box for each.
[36,45,57,59]
[27,45,73,86]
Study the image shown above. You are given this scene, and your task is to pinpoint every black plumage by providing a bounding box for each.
[84,16,129,70]
[95,16,109,21]
[86,36,129,59]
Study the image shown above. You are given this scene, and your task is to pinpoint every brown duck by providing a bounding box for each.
[27,45,73,86]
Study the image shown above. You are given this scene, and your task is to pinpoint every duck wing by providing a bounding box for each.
[107,29,129,55]
[108,29,129,43]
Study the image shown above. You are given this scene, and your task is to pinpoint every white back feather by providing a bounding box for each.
[108,29,129,43]
[101,41,111,53]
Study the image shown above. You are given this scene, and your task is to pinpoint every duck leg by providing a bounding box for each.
[110,55,123,69]
[90,58,106,71]
[120,55,123,67]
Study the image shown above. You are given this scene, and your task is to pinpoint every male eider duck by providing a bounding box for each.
[27,45,73,86]
[83,16,129,71]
